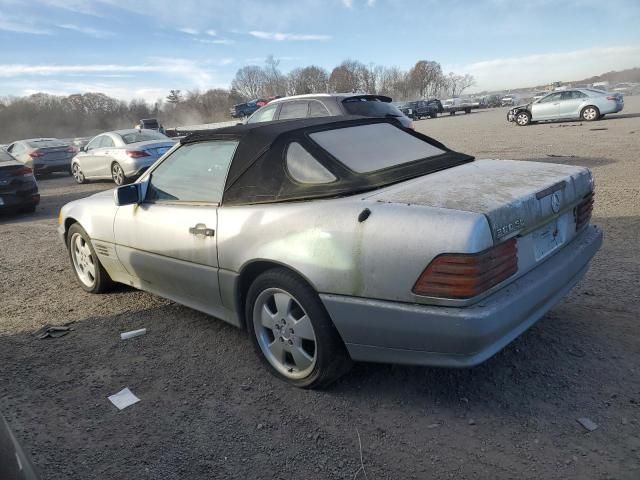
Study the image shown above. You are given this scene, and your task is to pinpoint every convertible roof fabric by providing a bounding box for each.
[182,116,474,206]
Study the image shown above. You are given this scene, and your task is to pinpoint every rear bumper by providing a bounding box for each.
[33,160,70,174]
[0,188,40,210]
[321,225,603,367]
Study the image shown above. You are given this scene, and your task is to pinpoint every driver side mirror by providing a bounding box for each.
[81,146,88,152]
[114,184,141,206]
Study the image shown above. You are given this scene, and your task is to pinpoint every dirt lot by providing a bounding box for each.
[1,99,639,480]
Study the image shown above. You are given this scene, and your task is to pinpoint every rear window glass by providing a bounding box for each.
[120,130,167,144]
[310,123,445,173]
[286,142,336,184]
[27,139,67,148]
[342,98,403,118]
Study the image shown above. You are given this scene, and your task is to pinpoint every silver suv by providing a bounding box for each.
[246,93,413,129]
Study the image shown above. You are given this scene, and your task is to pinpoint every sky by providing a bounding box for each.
[0,0,639,102]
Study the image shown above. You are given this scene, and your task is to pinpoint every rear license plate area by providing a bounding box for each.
[532,213,570,261]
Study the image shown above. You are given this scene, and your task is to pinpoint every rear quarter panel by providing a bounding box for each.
[217,196,492,303]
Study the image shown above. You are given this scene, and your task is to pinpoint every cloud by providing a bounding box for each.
[341,0,353,7]
[178,27,199,35]
[448,45,640,92]
[57,23,113,38]
[206,29,217,36]
[248,30,331,41]
[367,0,376,5]
[196,38,233,45]
[0,13,50,34]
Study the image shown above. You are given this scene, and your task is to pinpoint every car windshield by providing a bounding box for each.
[120,130,168,144]
[342,98,404,117]
[310,122,445,173]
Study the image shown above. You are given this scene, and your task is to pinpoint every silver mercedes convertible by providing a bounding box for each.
[57,117,602,388]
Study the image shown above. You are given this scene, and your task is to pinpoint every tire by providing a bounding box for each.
[111,162,127,186]
[581,105,600,122]
[430,112,438,119]
[71,162,86,184]
[66,223,114,293]
[246,268,352,389]
[465,108,471,114]
[599,114,606,119]
[449,111,455,116]
[515,110,531,126]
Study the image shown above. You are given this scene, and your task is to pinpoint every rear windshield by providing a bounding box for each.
[309,123,445,173]
[27,139,67,148]
[120,130,168,144]
[342,97,404,118]
[141,120,159,128]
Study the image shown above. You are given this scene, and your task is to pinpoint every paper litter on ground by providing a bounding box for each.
[108,388,140,410]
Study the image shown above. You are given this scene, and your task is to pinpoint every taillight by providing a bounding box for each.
[575,191,594,231]
[11,166,33,176]
[29,150,44,158]
[67,145,79,153]
[606,95,617,101]
[126,150,150,158]
[412,239,518,299]
[408,120,415,130]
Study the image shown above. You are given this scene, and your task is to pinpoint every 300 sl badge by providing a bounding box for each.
[495,218,525,238]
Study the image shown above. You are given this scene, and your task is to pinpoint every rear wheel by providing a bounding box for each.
[111,162,127,185]
[465,108,471,114]
[581,105,600,121]
[246,268,351,389]
[67,223,113,293]
[515,110,531,126]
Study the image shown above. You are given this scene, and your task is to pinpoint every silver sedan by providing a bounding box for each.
[58,117,602,388]
[71,129,175,185]
[5,138,76,176]
[508,88,624,125]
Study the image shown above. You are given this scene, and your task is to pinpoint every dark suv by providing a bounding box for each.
[399,99,443,120]
[230,99,268,118]
[246,94,413,129]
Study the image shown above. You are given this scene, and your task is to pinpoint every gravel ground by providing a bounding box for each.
[1,99,639,480]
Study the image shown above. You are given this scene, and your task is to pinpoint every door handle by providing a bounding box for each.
[189,223,215,237]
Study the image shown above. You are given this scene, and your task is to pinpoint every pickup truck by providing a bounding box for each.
[399,99,443,120]
[442,98,473,115]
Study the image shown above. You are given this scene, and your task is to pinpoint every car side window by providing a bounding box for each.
[285,142,336,184]
[539,93,561,103]
[248,105,277,124]
[308,101,330,118]
[279,101,309,120]
[146,140,239,204]
[100,136,115,148]
[571,91,587,99]
[12,143,24,155]
[86,137,102,151]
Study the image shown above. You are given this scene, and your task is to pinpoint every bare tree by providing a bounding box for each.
[409,60,443,99]
[446,73,476,97]
[263,55,287,97]
[329,60,362,92]
[231,66,267,99]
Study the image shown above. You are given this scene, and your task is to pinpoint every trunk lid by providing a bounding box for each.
[363,159,593,242]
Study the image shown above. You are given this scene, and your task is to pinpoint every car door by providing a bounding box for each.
[531,92,563,120]
[113,139,238,317]
[95,135,117,177]
[556,90,587,119]
[81,136,105,177]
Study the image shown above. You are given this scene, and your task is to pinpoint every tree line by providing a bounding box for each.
[0,57,474,142]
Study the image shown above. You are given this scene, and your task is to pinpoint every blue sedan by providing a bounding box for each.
[508,88,624,125]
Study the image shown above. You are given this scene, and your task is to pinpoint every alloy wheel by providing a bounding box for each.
[252,288,317,380]
[516,112,530,126]
[72,163,84,183]
[70,232,96,288]
[583,107,597,121]
[112,163,124,185]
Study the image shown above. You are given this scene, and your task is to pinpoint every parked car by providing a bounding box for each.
[135,118,165,133]
[399,99,443,120]
[5,138,76,176]
[246,93,413,129]
[0,148,40,213]
[58,116,602,388]
[442,98,473,115]
[71,129,176,185]
[230,99,268,118]
[501,95,517,107]
[507,89,624,126]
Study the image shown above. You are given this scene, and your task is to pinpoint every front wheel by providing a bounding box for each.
[67,223,113,293]
[246,269,351,389]
[71,163,86,184]
[581,105,600,121]
[111,162,127,185]
[515,110,531,126]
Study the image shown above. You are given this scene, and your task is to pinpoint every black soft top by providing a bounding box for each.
[182,116,474,206]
